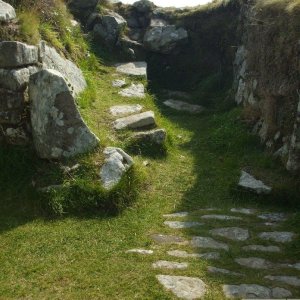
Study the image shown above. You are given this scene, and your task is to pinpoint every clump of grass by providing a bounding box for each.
[17,10,40,44]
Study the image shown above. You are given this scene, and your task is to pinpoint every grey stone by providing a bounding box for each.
[207,266,242,276]
[167,250,220,260]
[291,262,300,270]
[164,221,202,229]
[151,234,188,245]
[0,0,16,22]
[258,231,295,243]
[133,0,155,13]
[144,25,188,54]
[191,236,229,251]
[271,287,293,298]
[163,100,204,114]
[242,245,281,253]
[100,147,133,189]
[238,171,272,194]
[132,128,166,145]
[201,215,242,221]
[61,163,80,173]
[115,61,147,77]
[265,275,300,287]
[209,227,249,241]
[163,212,189,218]
[113,111,155,130]
[152,260,188,270]
[235,257,274,269]
[119,83,145,98]
[230,208,256,215]
[156,275,207,300]
[5,127,28,145]
[0,68,30,91]
[258,213,287,222]
[112,79,126,88]
[162,89,192,100]
[0,41,38,68]
[29,69,99,159]
[150,18,168,27]
[126,249,153,255]
[110,104,143,117]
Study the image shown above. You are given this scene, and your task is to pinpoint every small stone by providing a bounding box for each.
[119,83,145,98]
[163,212,189,218]
[126,249,153,255]
[207,266,242,276]
[258,213,287,222]
[163,99,204,114]
[258,231,295,243]
[191,236,229,251]
[112,79,126,87]
[156,275,207,299]
[167,250,220,260]
[152,260,188,270]
[151,234,188,245]
[265,275,300,287]
[238,171,272,194]
[164,221,203,229]
[242,245,281,253]
[230,208,256,215]
[113,111,155,130]
[209,227,249,241]
[0,0,16,23]
[109,104,143,117]
[235,257,274,269]
[201,215,242,221]
[115,61,147,77]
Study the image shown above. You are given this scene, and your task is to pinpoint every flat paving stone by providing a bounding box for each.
[126,249,153,255]
[115,61,147,77]
[152,260,188,270]
[265,275,300,287]
[230,208,257,215]
[109,104,143,117]
[119,83,145,98]
[242,245,281,253]
[113,111,155,130]
[151,234,188,245]
[191,236,229,251]
[209,227,249,241]
[207,266,242,276]
[112,79,126,87]
[164,221,203,229]
[235,257,274,269]
[163,212,189,218]
[156,275,207,300]
[167,250,220,260]
[258,231,295,243]
[223,284,292,299]
[201,215,242,221]
[258,213,287,222]
[163,99,204,114]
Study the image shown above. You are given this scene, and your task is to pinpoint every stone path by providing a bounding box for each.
[115,61,147,77]
[163,99,204,114]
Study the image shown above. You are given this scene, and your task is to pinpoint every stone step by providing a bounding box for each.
[163,212,189,218]
[164,221,203,229]
[191,236,229,251]
[163,99,204,114]
[207,266,242,276]
[209,227,249,241]
[258,231,295,243]
[109,104,143,117]
[113,111,155,130]
[167,250,220,260]
[132,128,166,145]
[111,79,126,87]
[115,61,147,77]
[152,260,188,270]
[119,83,145,98]
[151,234,188,245]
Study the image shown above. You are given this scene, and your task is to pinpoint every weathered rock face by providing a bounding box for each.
[67,0,99,22]
[132,0,155,14]
[29,69,99,159]
[0,0,16,23]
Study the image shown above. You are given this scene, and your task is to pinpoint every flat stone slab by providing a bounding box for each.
[265,275,300,287]
[191,236,229,251]
[230,208,257,215]
[208,266,242,276]
[258,213,287,222]
[238,171,272,194]
[163,99,204,114]
[126,249,153,255]
[242,245,281,253]
[209,227,249,241]
[119,83,145,98]
[258,231,295,243]
[163,212,189,218]
[156,275,207,299]
[113,111,155,130]
[109,104,143,117]
[0,0,16,23]
[132,128,166,145]
[164,221,203,229]
[235,257,274,269]
[201,215,242,221]
[223,284,292,299]
[115,61,147,77]
[152,260,188,270]
[151,234,188,245]
[112,79,126,87]
[167,250,220,260]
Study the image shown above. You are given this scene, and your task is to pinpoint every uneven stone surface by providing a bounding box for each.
[29,69,98,159]
[209,227,249,241]
[152,260,188,270]
[258,213,287,222]
[126,249,153,255]
[258,231,295,243]
[223,284,292,299]
[4,127,28,145]
[113,111,155,130]
[242,245,281,253]
[111,79,126,87]
[163,212,189,218]
[291,262,300,270]
[115,61,147,77]
[163,100,204,114]
[164,221,202,229]
[0,68,30,91]
[201,215,242,221]
[230,208,256,215]
[151,234,188,245]
[156,275,207,300]
[235,257,274,269]
[265,275,300,287]
[208,266,242,276]
[132,128,166,145]
[109,104,143,117]
[119,83,145,98]
[100,147,133,189]
[0,0,16,22]
[191,236,229,251]
[238,171,272,194]
[0,41,38,68]
[167,250,220,260]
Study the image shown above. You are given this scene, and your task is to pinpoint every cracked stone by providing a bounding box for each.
[201,215,242,221]
[242,245,281,253]
[209,227,249,241]
[151,234,188,245]
[207,266,242,276]
[152,260,188,270]
[167,250,220,260]
[191,236,229,251]
[164,221,203,229]
[126,249,153,255]
[264,275,300,287]
[258,231,295,243]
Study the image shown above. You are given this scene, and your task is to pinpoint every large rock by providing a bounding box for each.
[113,111,155,130]
[0,41,38,68]
[238,171,272,194]
[144,25,188,54]
[0,0,16,22]
[115,61,147,77]
[29,69,99,159]
[0,68,31,91]
[100,147,133,189]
